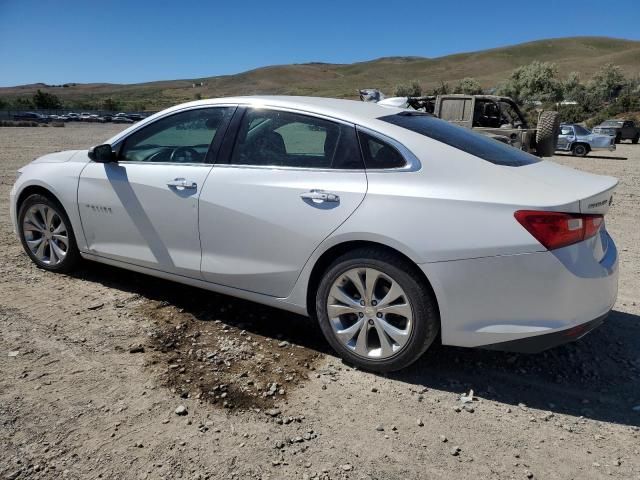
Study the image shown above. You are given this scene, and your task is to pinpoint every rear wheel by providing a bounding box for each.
[633,135,639,144]
[615,133,622,144]
[18,193,80,273]
[571,143,589,157]
[315,248,439,372]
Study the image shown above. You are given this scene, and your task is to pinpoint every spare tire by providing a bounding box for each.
[536,110,561,157]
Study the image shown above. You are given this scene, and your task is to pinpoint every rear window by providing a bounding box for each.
[378,113,541,167]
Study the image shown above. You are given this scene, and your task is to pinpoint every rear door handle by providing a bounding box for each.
[167,178,197,189]
[300,189,340,203]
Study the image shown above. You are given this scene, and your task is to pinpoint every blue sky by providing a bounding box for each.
[1,0,639,87]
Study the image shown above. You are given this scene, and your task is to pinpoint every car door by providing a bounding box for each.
[622,121,635,139]
[78,106,234,277]
[557,125,574,150]
[199,107,367,297]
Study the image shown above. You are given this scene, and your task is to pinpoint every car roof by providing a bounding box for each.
[160,95,406,126]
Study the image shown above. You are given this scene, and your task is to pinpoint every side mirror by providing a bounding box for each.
[88,144,116,163]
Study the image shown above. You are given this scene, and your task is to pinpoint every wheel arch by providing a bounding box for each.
[16,184,63,212]
[304,239,440,323]
[14,181,88,251]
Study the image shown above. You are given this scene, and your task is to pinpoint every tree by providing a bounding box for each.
[588,63,626,102]
[496,61,562,103]
[562,72,585,101]
[32,89,62,109]
[102,97,119,111]
[453,77,482,95]
[14,97,34,109]
[0,98,7,109]
[394,80,422,97]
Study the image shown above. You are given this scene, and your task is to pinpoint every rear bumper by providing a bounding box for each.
[481,314,607,353]
[420,229,618,350]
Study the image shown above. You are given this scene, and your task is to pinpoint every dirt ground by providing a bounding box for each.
[1,124,639,480]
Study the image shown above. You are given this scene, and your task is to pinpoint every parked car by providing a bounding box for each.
[126,113,144,122]
[10,97,618,372]
[592,119,640,144]
[112,116,134,124]
[79,113,93,122]
[12,112,49,123]
[556,123,616,157]
[66,113,80,121]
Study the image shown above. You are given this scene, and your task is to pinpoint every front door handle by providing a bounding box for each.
[300,189,340,203]
[167,178,197,189]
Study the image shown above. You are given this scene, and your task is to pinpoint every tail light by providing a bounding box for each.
[514,210,603,250]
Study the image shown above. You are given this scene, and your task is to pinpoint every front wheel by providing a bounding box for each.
[18,193,80,273]
[315,248,439,372]
[632,135,639,144]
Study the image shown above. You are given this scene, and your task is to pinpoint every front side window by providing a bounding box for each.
[357,132,406,169]
[229,109,362,169]
[119,107,232,163]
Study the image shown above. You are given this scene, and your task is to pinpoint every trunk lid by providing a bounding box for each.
[508,160,617,215]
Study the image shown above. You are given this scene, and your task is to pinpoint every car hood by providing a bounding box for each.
[31,150,85,164]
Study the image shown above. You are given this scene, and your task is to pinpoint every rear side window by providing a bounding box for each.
[229,109,363,169]
[358,132,406,169]
[379,113,541,167]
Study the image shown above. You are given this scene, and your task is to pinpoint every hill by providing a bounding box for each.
[1,36,639,110]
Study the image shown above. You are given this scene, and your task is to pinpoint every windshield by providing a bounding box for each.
[573,125,591,135]
[602,120,622,127]
[378,113,540,167]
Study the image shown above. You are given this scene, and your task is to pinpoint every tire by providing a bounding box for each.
[535,110,561,157]
[615,133,622,144]
[571,143,589,157]
[633,135,639,145]
[17,193,80,273]
[315,248,439,372]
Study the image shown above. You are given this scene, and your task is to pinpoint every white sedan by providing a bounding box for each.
[10,96,618,371]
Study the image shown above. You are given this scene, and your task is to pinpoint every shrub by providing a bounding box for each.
[51,121,65,127]
[394,81,422,97]
[0,120,40,127]
[453,77,482,95]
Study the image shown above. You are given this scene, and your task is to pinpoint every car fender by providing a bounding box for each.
[11,158,90,250]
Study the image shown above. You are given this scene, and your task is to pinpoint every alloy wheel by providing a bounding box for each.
[326,267,413,359]
[22,203,69,266]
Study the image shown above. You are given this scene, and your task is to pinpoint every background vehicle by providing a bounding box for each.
[66,112,80,121]
[592,119,640,144]
[360,90,560,157]
[10,97,618,372]
[79,112,92,121]
[12,112,49,123]
[112,116,134,124]
[556,123,616,157]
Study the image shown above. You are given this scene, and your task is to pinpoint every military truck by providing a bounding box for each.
[360,90,560,157]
